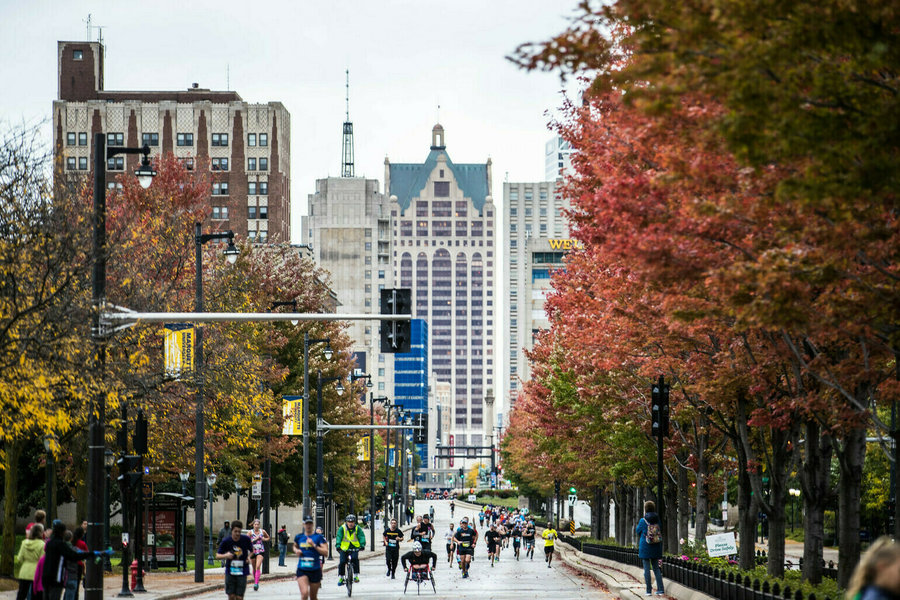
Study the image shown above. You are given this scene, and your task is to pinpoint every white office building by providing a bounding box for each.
[544,135,575,181]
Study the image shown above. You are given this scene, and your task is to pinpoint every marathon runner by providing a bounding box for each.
[512,523,522,560]
[485,525,502,567]
[292,516,327,600]
[400,541,437,577]
[542,523,558,568]
[382,518,403,579]
[523,520,536,560]
[452,518,478,579]
[444,522,456,564]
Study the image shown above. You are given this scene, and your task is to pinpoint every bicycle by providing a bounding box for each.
[403,565,436,595]
[343,548,361,597]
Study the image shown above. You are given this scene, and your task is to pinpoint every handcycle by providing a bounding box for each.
[403,564,436,595]
[342,547,361,597]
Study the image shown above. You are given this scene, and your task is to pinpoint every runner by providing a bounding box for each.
[444,522,456,564]
[215,520,254,600]
[478,509,485,528]
[512,523,522,560]
[335,514,366,586]
[419,515,436,552]
[542,523,558,568]
[449,500,455,518]
[452,518,478,579]
[485,525,502,567]
[523,520,536,559]
[293,516,327,600]
[248,519,269,591]
[428,505,435,521]
[382,518,404,579]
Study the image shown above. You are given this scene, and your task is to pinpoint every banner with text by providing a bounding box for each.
[163,324,194,379]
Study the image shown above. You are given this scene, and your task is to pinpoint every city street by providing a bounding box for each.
[187,500,609,600]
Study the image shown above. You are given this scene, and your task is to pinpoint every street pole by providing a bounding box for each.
[103,451,112,572]
[316,371,325,530]
[370,393,375,551]
[262,446,271,574]
[86,131,108,600]
[303,333,310,517]
[193,222,206,583]
[208,486,214,565]
[384,404,391,529]
[400,414,407,522]
[118,405,133,597]
[656,376,666,553]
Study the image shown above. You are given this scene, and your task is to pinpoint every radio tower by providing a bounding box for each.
[341,69,355,177]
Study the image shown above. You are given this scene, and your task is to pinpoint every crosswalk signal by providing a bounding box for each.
[379,289,412,353]
[117,455,141,488]
[651,376,670,437]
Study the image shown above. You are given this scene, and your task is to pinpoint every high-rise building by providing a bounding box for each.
[386,124,495,466]
[53,41,291,242]
[303,177,395,395]
[394,319,428,462]
[544,135,575,181]
[428,374,452,469]
[503,181,572,410]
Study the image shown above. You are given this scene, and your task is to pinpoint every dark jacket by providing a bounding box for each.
[860,586,900,600]
[635,512,662,560]
[42,537,92,589]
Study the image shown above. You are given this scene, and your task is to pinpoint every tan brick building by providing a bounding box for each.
[53,41,290,243]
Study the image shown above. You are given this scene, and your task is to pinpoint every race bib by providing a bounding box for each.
[388,540,397,547]
[460,542,470,548]
[299,557,317,570]
[229,560,244,575]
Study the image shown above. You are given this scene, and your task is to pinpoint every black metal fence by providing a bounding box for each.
[557,535,835,600]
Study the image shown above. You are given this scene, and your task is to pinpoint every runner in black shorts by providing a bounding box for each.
[294,516,328,600]
[383,519,404,579]
[452,518,478,579]
[215,521,254,600]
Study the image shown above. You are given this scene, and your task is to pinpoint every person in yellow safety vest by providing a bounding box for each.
[335,514,366,587]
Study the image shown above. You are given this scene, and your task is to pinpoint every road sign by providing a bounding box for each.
[569,521,575,535]
[467,494,477,502]
[251,481,262,500]
[142,482,154,499]
[567,494,577,507]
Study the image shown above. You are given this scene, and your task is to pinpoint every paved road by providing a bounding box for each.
[188,499,611,600]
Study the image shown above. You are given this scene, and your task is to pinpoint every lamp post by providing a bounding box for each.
[368,394,387,551]
[103,449,114,572]
[789,488,801,532]
[206,473,217,565]
[303,334,333,516]
[87,134,156,600]
[178,472,189,572]
[43,435,57,522]
[234,479,242,521]
[193,224,239,583]
[316,370,344,529]
[383,403,402,526]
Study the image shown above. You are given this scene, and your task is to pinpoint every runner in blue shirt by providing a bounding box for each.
[293,516,328,600]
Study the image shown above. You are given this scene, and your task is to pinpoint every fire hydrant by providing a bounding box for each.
[130,560,146,591]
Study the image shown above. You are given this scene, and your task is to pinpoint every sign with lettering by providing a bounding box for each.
[547,239,583,251]
[163,324,194,378]
[282,396,303,436]
[706,532,737,557]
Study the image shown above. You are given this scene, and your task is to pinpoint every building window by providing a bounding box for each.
[182,157,194,170]
[66,157,76,170]
[525,190,533,200]
[211,133,229,146]
[141,132,159,147]
[248,182,257,195]
[510,224,517,233]
[247,133,256,147]
[259,206,268,220]
[211,206,229,220]
[365,256,372,265]
[211,157,229,171]
[540,223,548,233]
[365,284,372,293]
[247,157,256,170]
[78,132,87,146]
[365,270,372,279]
[365,228,372,238]
[510,239,517,248]
[66,132,76,146]
[258,229,267,243]
[259,157,268,171]
[532,268,551,281]
[525,224,532,234]
[107,132,124,146]
[510,207,517,217]
[212,182,229,195]
[106,156,124,170]
[177,133,194,146]
[379,354,385,363]
[259,133,268,147]
[378,382,385,391]
[434,181,450,197]
[378,270,385,279]
[510,190,519,200]
[248,206,257,219]
[540,207,548,216]
[365,242,372,251]
[73,49,83,60]
[78,156,88,170]
[365,298,371,307]
[525,207,533,217]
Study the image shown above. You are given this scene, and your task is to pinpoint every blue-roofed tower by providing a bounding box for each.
[386,124,495,470]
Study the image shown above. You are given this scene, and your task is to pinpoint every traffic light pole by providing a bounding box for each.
[652,375,669,552]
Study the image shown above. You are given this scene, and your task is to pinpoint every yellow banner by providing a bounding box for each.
[282,397,303,436]
[357,436,370,461]
[164,324,194,379]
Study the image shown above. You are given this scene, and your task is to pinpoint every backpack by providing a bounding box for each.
[644,520,662,545]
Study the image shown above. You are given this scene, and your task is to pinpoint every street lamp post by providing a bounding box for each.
[316,370,344,529]
[368,394,387,551]
[206,473,217,565]
[43,435,57,522]
[87,134,156,600]
[103,450,114,572]
[193,224,239,583]
[789,488,801,532]
[235,479,242,521]
[178,472,189,572]
[303,334,333,516]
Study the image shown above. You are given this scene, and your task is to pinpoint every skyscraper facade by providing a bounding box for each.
[502,181,571,410]
[544,135,575,181]
[394,319,429,462]
[386,124,495,464]
[303,177,395,395]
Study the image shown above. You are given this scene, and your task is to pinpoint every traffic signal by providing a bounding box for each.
[569,486,577,495]
[379,289,412,353]
[134,410,148,455]
[458,467,464,480]
[413,413,427,444]
[117,455,141,488]
[554,480,561,496]
[651,376,670,437]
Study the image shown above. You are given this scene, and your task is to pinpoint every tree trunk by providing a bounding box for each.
[1,441,22,576]
[734,433,758,570]
[625,487,635,546]
[666,473,679,552]
[591,486,601,539]
[614,484,626,545]
[800,420,832,584]
[695,428,710,542]
[766,426,795,578]
[837,425,866,588]
[677,453,690,551]
[601,491,610,540]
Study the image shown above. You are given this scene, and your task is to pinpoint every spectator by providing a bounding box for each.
[218,521,232,547]
[16,524,45,600]
[277,525,289,567]
[42,521,100,600]
[27,511,48,540]
[635,501,665,597]
[846,536,900,600]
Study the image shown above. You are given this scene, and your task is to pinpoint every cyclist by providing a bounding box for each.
[512,523,522,560]
[444,523,456,564]
[542,522,558,568]
[293,515,327,600]
[400,541,437,584]
[485,525,502,567]
[523,520,536,559]
[382,518,404,579]
[335,514,366,586]
[452,518,478,579]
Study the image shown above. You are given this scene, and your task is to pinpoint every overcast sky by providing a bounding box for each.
[0,0,578,241]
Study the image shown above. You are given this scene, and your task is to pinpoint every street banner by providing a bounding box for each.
[388,446,395,467]
[706,532,737,557]
[163,324,194,379]
[282,396,303,435]
[357,436,370,461]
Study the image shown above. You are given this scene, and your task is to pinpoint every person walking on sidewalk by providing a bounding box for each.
[277,525,289,567]
[16,524,44,600]
[636,501,665,597]
[846,536,900,600]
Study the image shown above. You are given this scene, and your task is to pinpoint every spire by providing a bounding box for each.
[341,69,354,177]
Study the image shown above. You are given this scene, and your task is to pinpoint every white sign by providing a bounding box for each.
[251,481,262,500]
[468,494,477,502]
[121,532,130,545]
[568,494,577,507]
[147,533,155,545]
[706,532,737,557]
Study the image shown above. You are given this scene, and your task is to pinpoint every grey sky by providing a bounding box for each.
[0,0,578,242]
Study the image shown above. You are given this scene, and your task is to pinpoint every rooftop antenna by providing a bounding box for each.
[436,103,440,124]
[341,69,355,177]
[84,14,91,41]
